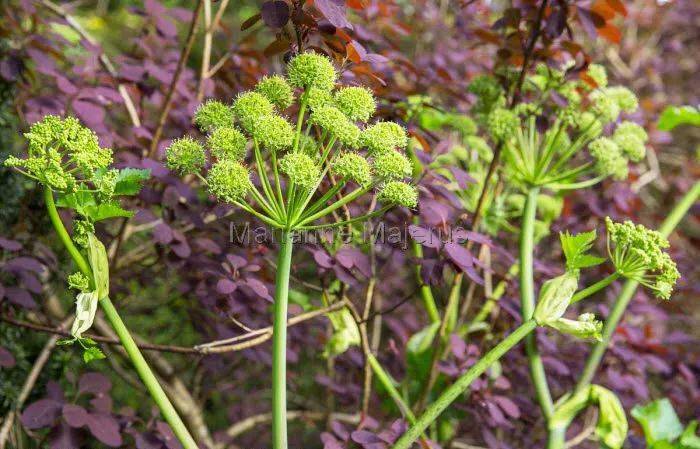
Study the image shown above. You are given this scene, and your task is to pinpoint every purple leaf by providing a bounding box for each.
[62,404,89,428]
[245,278,269,300]
[351,430,383,444]
[449,166,476,189]
[21,399,62,429]
[72,99,105,128]
[49,422,81,449]
[314,0,353,29]
[0,237,22,251]
[153,223,174,244]
[0,346,15,368]
[79,372,111,395]
[226,254,248,269]
[216,278,237,295]
[6,287,37,309]
[408,225,442,249]
[5,256,45,273]
[261,0,290,28]
[86,413,123,447]
[493,395,520,418]
[313,249,335,268]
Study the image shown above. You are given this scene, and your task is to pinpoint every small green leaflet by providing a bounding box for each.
[83,346,106,363]
[657,106,700,131]
[57,191,133,222]
[632,398,684,445]
[560,229,606,271]
[86,233,109,299]
[83,202,134,221]
[113,168,150,195]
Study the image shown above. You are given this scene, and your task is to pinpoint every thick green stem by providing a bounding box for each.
[546,426,567,449]
[573,181,700,395]
[392,320,538,449]
[570,272,620,304]
[44,187,198,449]
[272,231,294,449]
[520,187,554,418]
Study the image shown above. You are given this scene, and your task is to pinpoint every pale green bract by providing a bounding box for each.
[533,271,579,325]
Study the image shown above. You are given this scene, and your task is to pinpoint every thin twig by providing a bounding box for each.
[224,410,359,440]
[148,0,205,157]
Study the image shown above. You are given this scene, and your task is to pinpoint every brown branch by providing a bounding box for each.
[148,0,205,158]
[223,410,359,441]
[196,0,213,102]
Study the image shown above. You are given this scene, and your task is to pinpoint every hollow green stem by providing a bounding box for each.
[570,272,620,304]
[272,230,294,449]
[410,216,440,323]
[520,187,554,418]
[392,320,538,449]
[44,187,199,449]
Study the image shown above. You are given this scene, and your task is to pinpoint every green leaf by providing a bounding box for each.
[82,346,105,363]
[632,398,684,445]
[86,233,109,299]
[560,229,606,271]
[657,106,700,131]
[591,385,628,449]
[56,338,76,346]
[680,421,700,449]
[84,202,134,222]
[113,168,150,196]
[56,190,97,217]
[405,322,440,382]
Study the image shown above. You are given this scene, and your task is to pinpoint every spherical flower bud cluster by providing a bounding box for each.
[207,127,247,161]
[232,91,274,133]
[287,52,337,91]
[309,106,360,148]
[255,75,294,110]
[332,152,371,186]
[166,137,206,175]
[252,115,294,151]
[613,121,647,162]
[586,64,608,88]
[605,217,680,300]
[590,89,621,123]
[607,86,638,113]
[73,220,94,247]
[378,181,418,208]
[334,86,376,122]
[371,149,412,181]
[486,108,520,142]
[360,122,408,154]
[95,169,119,200]
[468,75,503,103]
[68,272,90,292]
[206,159,251,203]
[577,112,603,137]
[194,100,234,132]
[307,88,335,111]
[588,137,628,180]
[279,152,320,188]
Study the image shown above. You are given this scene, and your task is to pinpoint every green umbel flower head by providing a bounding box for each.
[613,121,647,162]
[287,52,337,91]
[588,137,628,180]
[206,159,251,203]
[486,108,519,142]
[207,127,247,161]
[360,122,408,154]
[371,149,412,181]
[590,89,621,123]
[252,115,294,151]
[586,64,608,88]
[577,112,603,137]
[73,220,94,247]
[378,181,418,208]
[255,75,294,110]
[332,152,371,186]
[232,91,274,133]
[334,86,376,122]
[607,86,638,113]
[166,137,206,174]
[307,87,335,110]
[606,218,680,300]
[279,152,320,188]
[68,272,90,292]
[194,100,234,132]
[309,106,360,148]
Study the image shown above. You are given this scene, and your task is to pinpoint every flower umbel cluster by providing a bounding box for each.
[165,51,418,230]
[606,218,680,299]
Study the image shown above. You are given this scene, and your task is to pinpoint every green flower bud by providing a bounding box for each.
[287,52,337,91]
[360,121,408,154]
[607,86,638,113]
[613,121,647,162]
[309,106,361,148]
[586,64,608,88]
[371,149,412,181]
[577,111,603,137]
[166,137,206,174]
[255,75,294,110]
[588,137,628,180]
[334,86,376,122]
[533,271,579,325]
[206,159,251,203]
[486,108,520,142]
[306,87,335,110]
[279,152,320,188]
[332,152,372,186]
[590,89,621,123]
[194,100,234,132]
[207,127,247,161]
[378,181,418,208]
[68,272,90,291]
[73,220,94,247]
[548,313,603,341]
[252,115,294,151]
[232,91,274,133]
